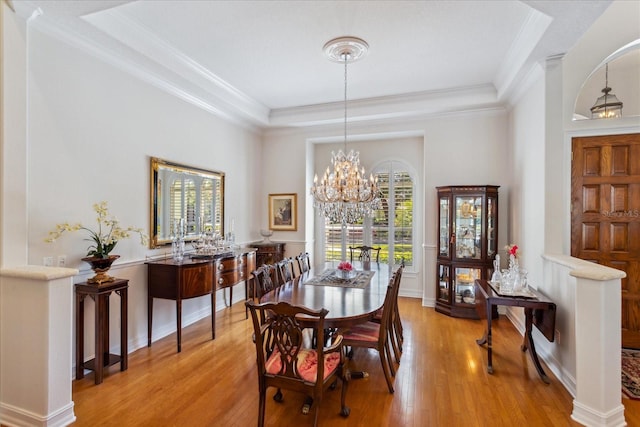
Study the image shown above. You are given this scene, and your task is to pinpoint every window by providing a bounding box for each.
[373,169,414,266]
[323,162,414,266]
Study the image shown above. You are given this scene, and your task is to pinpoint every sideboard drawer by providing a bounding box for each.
[217,270,239,289]
[217,256,240,271]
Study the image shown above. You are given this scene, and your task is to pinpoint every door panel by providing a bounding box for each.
[571,133,640,349]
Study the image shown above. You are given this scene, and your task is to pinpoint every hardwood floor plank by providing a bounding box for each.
[70,298,635,426]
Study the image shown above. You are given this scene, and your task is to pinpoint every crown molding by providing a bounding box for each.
[14,2,512,133]
[494,7,552,101]
[269,84,500,128]
[3,0,15,12]
[17,3,264,132]
[264,105,507,140]
[84,8,271,126]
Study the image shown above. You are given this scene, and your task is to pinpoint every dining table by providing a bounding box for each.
[258,261,393,413]
[259,261,391,328]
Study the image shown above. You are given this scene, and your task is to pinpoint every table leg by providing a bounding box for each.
[94,294,104,385]
[522,308,550,384]
[211,290,216,340]
[118,288,128,371]
[245,279,250,319]
[75,293,85,380]
[177,298,182,353]
[302,396,313,415]
[103,293,111,362]
[148,294,153,347]
[478,299,493,374]
[344,347,370,379]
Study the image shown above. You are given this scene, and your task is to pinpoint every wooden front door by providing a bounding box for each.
[571,133,640,348]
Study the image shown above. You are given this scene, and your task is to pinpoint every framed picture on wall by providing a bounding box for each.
[268,193,297,231]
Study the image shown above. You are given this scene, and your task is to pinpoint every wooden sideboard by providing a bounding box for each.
[251,241,285,266]
[146,248,256,352]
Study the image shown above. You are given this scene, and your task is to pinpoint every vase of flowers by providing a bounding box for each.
[337,261,354,279]
[501,244,522,293]
[81,255,120,284]
[46,201,148,284]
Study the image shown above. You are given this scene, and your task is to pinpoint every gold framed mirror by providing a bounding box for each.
[150,157,225,248]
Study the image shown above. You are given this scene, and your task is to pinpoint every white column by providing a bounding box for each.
[0,266,78,427]
[571,268,626,427]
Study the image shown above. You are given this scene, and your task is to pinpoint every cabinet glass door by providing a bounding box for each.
[437,264,450,302]
[439,196,450,257]
[487,195,497,259]
[454,266,480,305]
[454,196,482,259]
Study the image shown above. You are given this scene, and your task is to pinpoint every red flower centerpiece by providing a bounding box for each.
[336,261,354,280]
[337,261,353,271]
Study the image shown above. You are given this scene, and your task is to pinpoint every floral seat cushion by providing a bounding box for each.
[341,322,380,342]
[265,348,341,383]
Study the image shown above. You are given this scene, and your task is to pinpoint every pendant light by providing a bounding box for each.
[591,63,623,119]
[310,36,382,225]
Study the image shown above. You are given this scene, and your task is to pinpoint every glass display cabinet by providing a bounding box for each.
[435,185,499,318]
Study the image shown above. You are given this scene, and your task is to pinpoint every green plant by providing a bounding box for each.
[46,201,148,258]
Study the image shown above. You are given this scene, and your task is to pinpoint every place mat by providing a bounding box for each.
[303,269,375,288]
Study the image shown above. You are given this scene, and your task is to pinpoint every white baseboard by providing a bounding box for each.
[0,401,76,427]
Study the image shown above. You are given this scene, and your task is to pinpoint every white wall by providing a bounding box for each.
[508,67,546,291]
[1,0,28,267]
[263,110,510,304]
[28,27,262,267]
[5,17,263,366]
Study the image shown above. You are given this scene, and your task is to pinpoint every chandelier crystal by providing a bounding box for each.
[310,37,382,225]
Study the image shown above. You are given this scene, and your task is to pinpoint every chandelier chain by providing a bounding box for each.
[344,54,348,150]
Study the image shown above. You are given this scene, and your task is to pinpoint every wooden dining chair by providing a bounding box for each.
[373,263,404,364]
[339,264,404,394]
[348,245,381,263]
[296,252,311,276]
[276,258,295,285]
[251,264,277,300]
[287,257,300,280]
[245,300,350,427]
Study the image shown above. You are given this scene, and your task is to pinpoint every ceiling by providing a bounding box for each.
[13,0,613,128]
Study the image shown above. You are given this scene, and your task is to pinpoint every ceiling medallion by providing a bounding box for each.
[322,36,369,63]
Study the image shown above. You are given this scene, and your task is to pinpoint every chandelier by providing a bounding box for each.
[591,63,623,119]
[310,36,382,225]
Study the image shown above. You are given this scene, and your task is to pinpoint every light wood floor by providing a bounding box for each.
[71,298,640,426]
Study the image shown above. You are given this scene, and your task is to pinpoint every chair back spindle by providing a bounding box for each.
[276,258,295,284]
[348,246,381,263]
[296,252,311,276]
